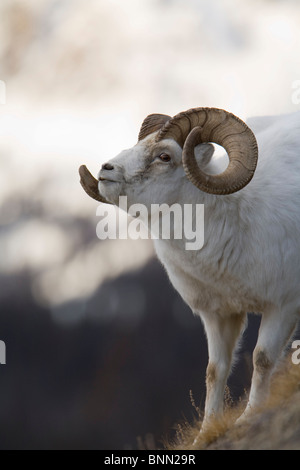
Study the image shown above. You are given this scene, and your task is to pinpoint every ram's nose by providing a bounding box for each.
[101,162,114,171]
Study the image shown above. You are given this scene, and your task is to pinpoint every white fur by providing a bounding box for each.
[98,110,300,425]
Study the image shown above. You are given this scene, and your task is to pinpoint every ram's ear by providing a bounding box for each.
[138,114,171,141]
[194,143,214,169]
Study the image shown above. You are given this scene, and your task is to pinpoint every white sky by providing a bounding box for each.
[1,0,300,313]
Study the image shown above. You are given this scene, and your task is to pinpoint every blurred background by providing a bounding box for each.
[0,0,300,450]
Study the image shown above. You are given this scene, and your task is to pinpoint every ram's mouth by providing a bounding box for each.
[98,177,117,182]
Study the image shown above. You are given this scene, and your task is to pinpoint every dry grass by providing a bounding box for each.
[166,354,300,450]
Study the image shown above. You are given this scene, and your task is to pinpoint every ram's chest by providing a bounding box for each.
[154,240,264,317]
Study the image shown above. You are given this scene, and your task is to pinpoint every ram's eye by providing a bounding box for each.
[158,153,171,162]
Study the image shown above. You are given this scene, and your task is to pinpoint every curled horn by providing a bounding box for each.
[157,107,258,195]
[79,165,112,204]
[138,113,171,141]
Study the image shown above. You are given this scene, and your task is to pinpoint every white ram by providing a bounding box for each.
[79,107,300,428]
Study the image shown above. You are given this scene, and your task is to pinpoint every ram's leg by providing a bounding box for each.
[239,308,298,421]
[201,312,246,427]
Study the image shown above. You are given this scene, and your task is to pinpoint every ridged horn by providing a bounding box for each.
[157,107,258,195]
[79,165,112,204]
[138,113,171,141]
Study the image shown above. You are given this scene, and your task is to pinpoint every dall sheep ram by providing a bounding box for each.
[79,107,300,428]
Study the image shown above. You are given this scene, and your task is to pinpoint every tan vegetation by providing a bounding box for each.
[167,354,300,450]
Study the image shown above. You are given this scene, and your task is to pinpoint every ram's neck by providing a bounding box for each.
[153,187,257,268]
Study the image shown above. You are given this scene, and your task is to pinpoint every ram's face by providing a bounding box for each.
[98,134,214,208]
[79,108,258,207]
